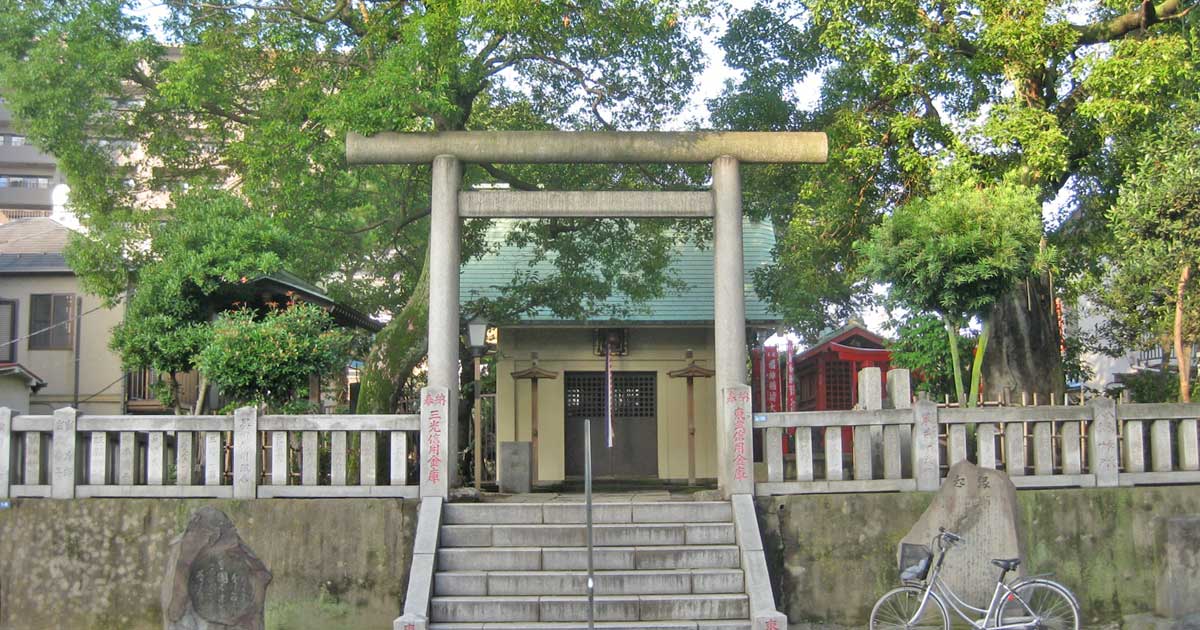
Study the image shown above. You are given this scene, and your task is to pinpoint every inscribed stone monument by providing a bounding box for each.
[162,507,272,630]
[900,460,1025,607]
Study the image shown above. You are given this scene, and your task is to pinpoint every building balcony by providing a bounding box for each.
[0,144,57,168]
[0,186,53,210]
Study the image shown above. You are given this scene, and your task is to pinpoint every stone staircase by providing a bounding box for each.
[427,500,754,629]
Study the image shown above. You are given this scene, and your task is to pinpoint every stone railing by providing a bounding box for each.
[757,368,1200,495]
[0,406,420,500]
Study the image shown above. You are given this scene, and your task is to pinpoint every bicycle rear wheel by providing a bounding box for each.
[998,579,1080,630]
[870,585,950,630]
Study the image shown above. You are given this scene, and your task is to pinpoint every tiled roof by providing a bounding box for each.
[0,218,73,273]
[460,218,781,325]
[0,217,72,254]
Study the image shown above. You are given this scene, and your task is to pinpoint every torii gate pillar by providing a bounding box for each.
[428,155,463,490]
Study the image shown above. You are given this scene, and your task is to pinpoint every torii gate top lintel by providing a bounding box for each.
[346,130,828,165]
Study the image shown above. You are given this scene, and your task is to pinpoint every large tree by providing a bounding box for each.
[712,0,1199,400]
[0,0,712,412]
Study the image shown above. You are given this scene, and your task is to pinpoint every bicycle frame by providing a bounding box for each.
[906,536,1046,630]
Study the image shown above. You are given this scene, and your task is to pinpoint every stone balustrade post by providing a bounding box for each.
[233,406,259,499]
[1089,397,1119,488]
[51,407,77,499]
[913,399,940,491]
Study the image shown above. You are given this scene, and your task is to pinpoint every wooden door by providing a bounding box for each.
[564,371,658,478]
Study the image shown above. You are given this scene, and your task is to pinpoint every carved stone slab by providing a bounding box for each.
[901,460,1025,607]
[162,507,272,630]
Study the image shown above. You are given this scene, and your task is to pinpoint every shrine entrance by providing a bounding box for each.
[346,130,827,498]
[563,371,658,478]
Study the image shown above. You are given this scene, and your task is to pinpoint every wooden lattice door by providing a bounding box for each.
[564,371,658,478]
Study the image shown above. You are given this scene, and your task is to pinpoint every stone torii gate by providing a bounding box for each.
[347,131,827,498]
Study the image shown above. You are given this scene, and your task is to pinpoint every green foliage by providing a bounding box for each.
[1119,370,1181,404]
[712,0,1200,390]
[1098,104,1200,346]
[104,190,293,406]
[0,0,714,410]
[887,313,970,401]
[859,177,1043,322]
[197,303,353,411]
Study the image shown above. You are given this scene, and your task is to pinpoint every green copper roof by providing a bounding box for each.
[460,218,782,325]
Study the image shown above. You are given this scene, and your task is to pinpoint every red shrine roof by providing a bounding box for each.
[795,321,888,364]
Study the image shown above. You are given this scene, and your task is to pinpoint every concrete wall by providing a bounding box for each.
[758,486,1200,627]
[2,274,125,414]
[0,499,417,630]
[0,376,30,413]
[496,326,717,482]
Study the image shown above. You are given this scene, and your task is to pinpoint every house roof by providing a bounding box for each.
[223,271,384,333]
[0,363,48,391]
[460,218,782,325]
[0,218,72,273]
[795,320,888,363]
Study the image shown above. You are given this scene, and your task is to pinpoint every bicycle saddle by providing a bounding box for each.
[991,558,1021,571]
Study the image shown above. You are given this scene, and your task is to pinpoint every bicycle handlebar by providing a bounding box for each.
[936,527,965,548]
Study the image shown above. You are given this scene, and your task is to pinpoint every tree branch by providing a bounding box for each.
[313,208,431,234]
[1075,0,1192,45]
[479,164,541,191]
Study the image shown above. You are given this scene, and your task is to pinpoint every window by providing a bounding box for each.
[0,299,15,362]
[0,175,50,189]
[29,294,74,350]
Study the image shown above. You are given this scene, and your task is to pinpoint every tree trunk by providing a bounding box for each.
[357,248,432,413]
[1175,263,1191,403]
[192,373,208,415]
[981,274,1065,403]
[169,372,183,415]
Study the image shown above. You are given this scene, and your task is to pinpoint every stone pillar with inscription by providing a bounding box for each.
[162,507,272,630]
[420,386,450,498]
[723,385,755,497]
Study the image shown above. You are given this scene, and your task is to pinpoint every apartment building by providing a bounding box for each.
[0,99,66,223]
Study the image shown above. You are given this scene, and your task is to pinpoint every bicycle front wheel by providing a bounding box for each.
[870,585,950,630]
[998,579,1080,630]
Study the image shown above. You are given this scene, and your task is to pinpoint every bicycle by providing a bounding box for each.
[870,527,1081,629]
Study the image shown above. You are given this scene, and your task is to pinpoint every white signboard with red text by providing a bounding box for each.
[420,386,450,498]
[723,385,755,496]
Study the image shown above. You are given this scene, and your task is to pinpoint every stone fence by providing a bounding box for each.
[757,367,1200,495]
[0,407,420,499]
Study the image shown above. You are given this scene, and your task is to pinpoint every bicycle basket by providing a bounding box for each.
[898,542,932,581]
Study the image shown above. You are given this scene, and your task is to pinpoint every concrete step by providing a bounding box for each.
[439,523,736,547]
[442,501,732,526]
[428,622,751,630]
[437,545,741,572]
[430,594,749,623]
[433,568,745,596]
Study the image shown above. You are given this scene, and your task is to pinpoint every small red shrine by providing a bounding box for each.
[794,321,892,412]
